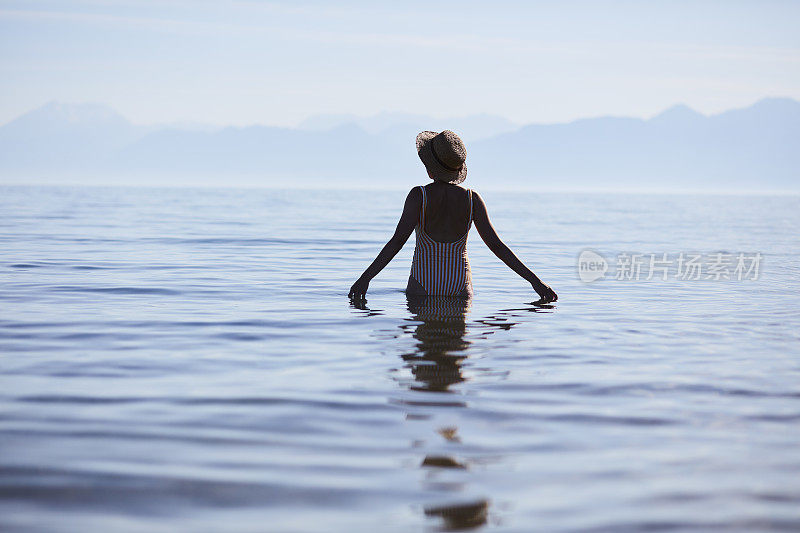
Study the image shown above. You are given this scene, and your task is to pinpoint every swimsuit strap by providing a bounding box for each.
[419,185,427,227]
[468,189,473,223]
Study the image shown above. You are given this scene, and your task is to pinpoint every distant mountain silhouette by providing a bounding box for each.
[469,97,800,191]
[0,102,149,181]
[299,111,520,142]
[1,98,797,191]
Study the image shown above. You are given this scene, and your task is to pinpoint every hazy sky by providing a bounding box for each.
[1,0,799,127]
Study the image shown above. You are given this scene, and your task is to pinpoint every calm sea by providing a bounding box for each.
[1,186,799,532]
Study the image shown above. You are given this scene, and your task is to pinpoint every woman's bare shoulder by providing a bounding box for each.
[402,186,423,210]
[406,186,423,201]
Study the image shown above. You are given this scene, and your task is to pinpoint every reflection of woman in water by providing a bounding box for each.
[349,130,557,302]
[401,295,490,529]
[402,295,472,393]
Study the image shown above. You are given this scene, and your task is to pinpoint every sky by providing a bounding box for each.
[1,0,799,127]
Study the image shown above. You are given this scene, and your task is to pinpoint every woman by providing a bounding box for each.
[348,130,557,303]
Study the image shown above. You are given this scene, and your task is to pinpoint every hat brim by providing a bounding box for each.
[416,131,467,185]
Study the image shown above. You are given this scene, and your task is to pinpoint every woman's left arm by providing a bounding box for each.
[349,188,421,299]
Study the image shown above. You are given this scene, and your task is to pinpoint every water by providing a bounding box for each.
[1,185,799,532]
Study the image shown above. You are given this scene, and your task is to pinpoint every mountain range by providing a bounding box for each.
[1,99,798,191]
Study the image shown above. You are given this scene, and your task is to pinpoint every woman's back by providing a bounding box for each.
[410,183,474,297]
[421,182,471,243]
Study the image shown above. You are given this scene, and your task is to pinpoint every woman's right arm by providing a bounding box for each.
[472,191,558,302]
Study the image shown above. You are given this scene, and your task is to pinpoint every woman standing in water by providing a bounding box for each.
[348,130,557,303]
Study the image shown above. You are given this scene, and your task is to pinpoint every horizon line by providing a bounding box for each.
[2,181,798,198]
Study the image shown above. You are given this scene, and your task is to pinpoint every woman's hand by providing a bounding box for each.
[532,280,558,303]
[348,277,369,300]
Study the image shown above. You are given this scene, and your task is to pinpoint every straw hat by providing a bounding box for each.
[416,130,467,184]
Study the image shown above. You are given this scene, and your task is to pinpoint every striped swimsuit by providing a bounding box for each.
[409,186,473,297]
